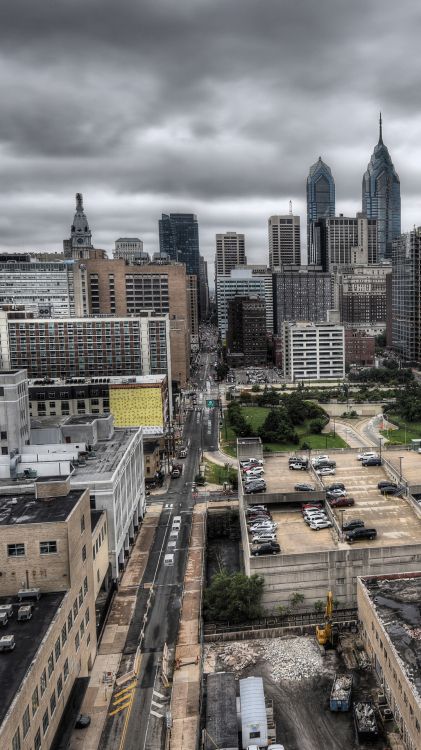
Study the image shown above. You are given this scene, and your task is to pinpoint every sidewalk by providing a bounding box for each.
[68,503,162,750]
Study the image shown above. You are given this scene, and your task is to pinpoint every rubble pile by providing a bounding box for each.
[211,642,262,675]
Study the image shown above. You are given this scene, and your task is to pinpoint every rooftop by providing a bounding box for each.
[90,508,104,533]
[0,489,84,526]
[0,592,65,725]
[363,574,421,701]
[29,374,166,387]
[71,428,140,479]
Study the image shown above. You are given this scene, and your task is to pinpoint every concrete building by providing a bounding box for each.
[0,479,96,750]
[316,212,378,271]
[0,254,85,317]
[0,369,31,454]
[272,266,334,333]
[28,374,170,429]
[73,256,191,385]
[344,329,375,367]
[282,321,345,381]
[358,573,421,750]
[199,255,210,321]
[227,297,267,367]
[268,213,301,269]
[391,228,421,363]
[187,275,199,352]
[113,237,144,262]
[215,232,246,280]
[0,311,171,385]
[337,266,389,335]
[216,268,273,340]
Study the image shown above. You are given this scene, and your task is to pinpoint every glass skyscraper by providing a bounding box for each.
[158,213,200,279]
[306,157,335,264]
[362,115,400,261]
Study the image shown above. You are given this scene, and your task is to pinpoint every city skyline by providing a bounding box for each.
[1,0,421,278]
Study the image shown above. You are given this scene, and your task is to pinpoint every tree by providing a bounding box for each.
[258,407,296,444]
[289,592,305,609]
[310,418,325,434]
[313,600,324,614]
[203,571,264,622]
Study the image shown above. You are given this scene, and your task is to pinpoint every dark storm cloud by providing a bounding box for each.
[1,0,421,268]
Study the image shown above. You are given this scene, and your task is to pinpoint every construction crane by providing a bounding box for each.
[316,591,338,648]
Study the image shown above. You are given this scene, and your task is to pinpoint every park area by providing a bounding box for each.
[221,404,347,456]
[380,413,421,445]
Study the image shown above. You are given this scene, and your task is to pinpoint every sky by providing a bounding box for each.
[1,0,421,284]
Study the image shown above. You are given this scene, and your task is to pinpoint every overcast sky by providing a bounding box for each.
[1,0,421,283]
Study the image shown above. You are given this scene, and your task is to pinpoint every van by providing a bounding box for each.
[164,554,175,566]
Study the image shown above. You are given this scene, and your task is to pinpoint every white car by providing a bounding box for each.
[357,451,378,461]
[309,519,333,530]
[244,467,265,477]
[249,522,277,532]
[303,508,327,517]
[304,513,328,525]
[316,467,335,476]
[311,454,329,465]
[251,533,277,544]
[240,458,264,467]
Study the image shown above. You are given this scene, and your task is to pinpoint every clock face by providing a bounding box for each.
[77,237,84,244]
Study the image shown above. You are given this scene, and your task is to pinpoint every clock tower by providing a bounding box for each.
[63,193,94,258]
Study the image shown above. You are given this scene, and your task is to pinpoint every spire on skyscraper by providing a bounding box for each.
[378,112,383,144]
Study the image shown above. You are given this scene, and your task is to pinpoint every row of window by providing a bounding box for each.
[8,541,57,557]
[92,519,107,560]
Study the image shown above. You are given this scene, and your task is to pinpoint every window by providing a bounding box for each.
[55,637,61,661]
[80,619,85,638]
[75,632,80,652]
[80,514,85,533]
[57,674,63,698]
[82,544,87,562]
[92,544,96,560]
[336,578,345,585]
[22,705,30,737]
[85,608,90,625]
[12,728,21,750]
[79,587,83,607]
[50,690,56,716]
[84,576,88,596]
[40,669,47,696]
[250,731,261,739]
[40,540,57,554]
[68,610,73,632]
[7,543,25,557]
[48,652,54,678]
[73,599,78,619]
[64,658,69,682]
[61,622,67,646]
[0,430,7,439]
[42,708,49,735]
[34,728,42,750]
[32,687,39,716]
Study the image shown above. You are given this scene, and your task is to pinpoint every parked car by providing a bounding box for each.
[317,467,336,476]
[342,519,365,532]
[251,533,277,544]
[302,502,323,511]
[378,480,397,490]
[245,483,267,494]
[240,458,264,467]
[309,519,332,530]
[75,715,91,729]
[289,462,307,471]
[303,508,326,517]
[329,497,355,508]
[244,467,265,477]
[289,456,308,467]
[357,451,378,461]
[303,510,327,520]
[326,483,346,492]
[379,484,400,494]
[252,542,281,556]
[326,489,347,499]
[247,505,267,512]
[315,459,337,469]
[294,483,316,492]
[249,523,277,533]
[362,457,382,467]
[305,514,328,525]
[311,454,330,465]
[345,527,377,543]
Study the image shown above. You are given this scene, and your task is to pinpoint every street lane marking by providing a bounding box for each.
[114,682,137,698]
[150,709,163,718]
[113,691,135,706]
[109,700,131,716]
[153,690,166,700]
[151,700,165,709]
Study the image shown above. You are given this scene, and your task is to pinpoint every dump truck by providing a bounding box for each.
[330,673,352,711]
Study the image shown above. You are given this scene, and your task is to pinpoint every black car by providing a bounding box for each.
[380,484,401,494]
[362,457,382,466]
[289,456,308,466]
[342,519,365,533]
[294,483,316,492]
[75,715,91,729]
[326,483,346,491]
[315,459,336,469]
[252,542,280,556]
[345,527,377,543]
[245,484,267,494]
[378,480,397,489]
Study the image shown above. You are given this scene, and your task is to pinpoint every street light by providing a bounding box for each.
[379,436,383,462]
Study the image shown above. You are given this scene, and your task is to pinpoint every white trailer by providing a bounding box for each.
[239,677,268,749]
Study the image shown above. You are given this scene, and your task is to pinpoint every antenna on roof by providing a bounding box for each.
[289,200,293,215]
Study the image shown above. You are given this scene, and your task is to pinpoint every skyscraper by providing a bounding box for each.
[391,228,421,362]
[63,192,94,257]
[158,213,200,279]
[362,114,401,261]
[307,157,335,264]
[215,232,246,278]
[268,213,301,269]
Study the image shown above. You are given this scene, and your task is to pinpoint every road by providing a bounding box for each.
[100,351,217,750]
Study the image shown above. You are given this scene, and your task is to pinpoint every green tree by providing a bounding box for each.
[203,570,264,622]
[314,599,324,614]
[289,592,305,609]
[310,418,325,434]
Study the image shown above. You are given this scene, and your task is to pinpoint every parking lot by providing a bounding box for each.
[262,453,321,494]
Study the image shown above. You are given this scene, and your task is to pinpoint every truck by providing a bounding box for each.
[171,463,183,479]
[330,673,352,711]
[178,446,188,459]
[353,701,379,740]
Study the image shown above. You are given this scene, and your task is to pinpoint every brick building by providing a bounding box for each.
[344,329,375,367]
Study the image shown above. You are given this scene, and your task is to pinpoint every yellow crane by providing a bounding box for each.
[316,591,338,647]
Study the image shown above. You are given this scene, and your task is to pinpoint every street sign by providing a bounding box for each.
[206,398,219,408]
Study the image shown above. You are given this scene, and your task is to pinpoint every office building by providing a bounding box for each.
[307,157,336,264]
[358,573,421,750]
[0,311,171,383]
[28,374,169,429]
[187,275,199,351]
[318,212,378,271]
[199,255,210,321]
[74,257,190,385]
[391,228,421,363]
[268,213,301,269]
[337,266,389,335]
[344,329,375,367]
[113,238,145,263]
[282,321,345,381]
[215,232,246,280]
[158,213,200,279]
[362,115,401,262]
[227,297,267,367]
[0,369,31,454]
[0,254,86,317]
[216,268,273,339]
[0,480,96,750]
[272,266,334,333]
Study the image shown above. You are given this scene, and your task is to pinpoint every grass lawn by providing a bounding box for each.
[220,406,348,455]
[204,459,237,486]
[381,414,421,444]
